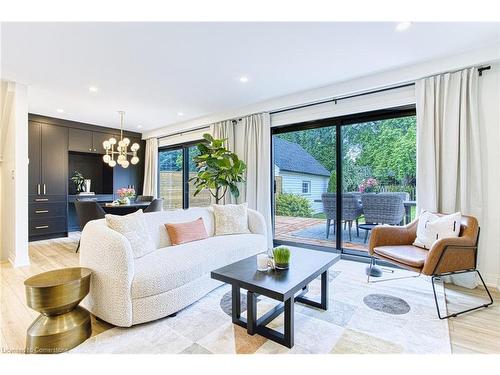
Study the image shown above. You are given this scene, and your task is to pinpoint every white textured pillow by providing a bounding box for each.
[413,211,461,249]
[213,203,251,236]
[106,209,156,258]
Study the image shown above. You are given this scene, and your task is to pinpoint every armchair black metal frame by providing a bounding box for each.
[430,230,493,320]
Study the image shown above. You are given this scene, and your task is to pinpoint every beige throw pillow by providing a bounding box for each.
[106,209,156,258]
[213,203,250,236]
[413,211,461,249]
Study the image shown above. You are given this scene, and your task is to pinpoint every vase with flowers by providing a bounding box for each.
[358,178,378,193]
[117,187,135,205]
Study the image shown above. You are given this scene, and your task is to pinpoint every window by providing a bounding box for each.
[272,106,416,256]
[302,181,311,194]
[158,142,211,210]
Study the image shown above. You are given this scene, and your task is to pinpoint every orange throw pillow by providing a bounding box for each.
[164,217,208,246]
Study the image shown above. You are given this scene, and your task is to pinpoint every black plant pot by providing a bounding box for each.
[275,263,289,270]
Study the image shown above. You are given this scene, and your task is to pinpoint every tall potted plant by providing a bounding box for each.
[189,133,246,204]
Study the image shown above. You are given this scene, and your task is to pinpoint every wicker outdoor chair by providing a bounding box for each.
[321,193,363,241]
[360,193,406,243]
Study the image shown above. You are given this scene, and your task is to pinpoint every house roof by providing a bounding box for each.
[274,137,331,177]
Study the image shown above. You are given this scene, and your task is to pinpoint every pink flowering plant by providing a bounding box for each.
[117,187,136,200]
[358,178,378,193]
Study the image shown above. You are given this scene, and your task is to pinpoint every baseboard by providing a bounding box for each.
[481,272,500,291]
[8,253,30,268]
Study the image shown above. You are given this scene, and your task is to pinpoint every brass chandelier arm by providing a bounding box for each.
[102,111,140,168]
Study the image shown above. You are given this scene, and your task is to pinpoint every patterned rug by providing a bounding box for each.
[72,259,451,354]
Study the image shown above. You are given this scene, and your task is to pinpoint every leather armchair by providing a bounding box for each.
[367,214,493,319]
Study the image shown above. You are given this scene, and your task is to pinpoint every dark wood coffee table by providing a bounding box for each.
[211,248,339,348]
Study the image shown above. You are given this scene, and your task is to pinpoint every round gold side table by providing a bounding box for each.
[24,267,92,354]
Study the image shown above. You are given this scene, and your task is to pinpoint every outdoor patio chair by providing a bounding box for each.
[321,193,363,241]
[360,193,406,243]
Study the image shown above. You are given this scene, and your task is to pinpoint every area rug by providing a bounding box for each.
[71,259,451,354]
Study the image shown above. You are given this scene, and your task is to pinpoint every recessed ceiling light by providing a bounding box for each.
[88,86,99,93]
[239,76,249,83]
[177,112,184,116]
[56,108,64,113]
[137,125,142,129]
[395,22,412,32]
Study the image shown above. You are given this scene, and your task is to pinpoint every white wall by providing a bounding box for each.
[477,63,500,289]
[277,170,329,213]
[0,80,29,266]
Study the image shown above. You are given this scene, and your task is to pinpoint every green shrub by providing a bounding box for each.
[275,193,313,217]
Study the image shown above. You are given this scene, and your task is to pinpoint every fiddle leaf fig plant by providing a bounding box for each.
[189,133,247,204]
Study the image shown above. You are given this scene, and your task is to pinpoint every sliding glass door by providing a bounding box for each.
[158,143,211,210]
[273,126,338,250]
[272,107,416,255]
[340,115,416,254]
[158,148,183,210]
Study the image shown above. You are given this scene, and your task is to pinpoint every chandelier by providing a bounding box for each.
[102,111,140,168]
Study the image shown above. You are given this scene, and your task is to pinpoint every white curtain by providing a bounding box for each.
[416,67,482,288]
[210,120,236,204]
[210,114,273,246]
[237,113,273,246]
[142,138,158,197]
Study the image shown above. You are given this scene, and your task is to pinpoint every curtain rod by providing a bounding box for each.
[270,64,491,115]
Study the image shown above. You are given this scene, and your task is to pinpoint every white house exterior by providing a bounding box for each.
[274,137,330,213]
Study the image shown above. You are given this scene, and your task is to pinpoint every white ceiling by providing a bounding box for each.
[1,22,499,132]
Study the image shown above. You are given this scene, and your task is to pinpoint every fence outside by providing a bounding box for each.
[159,171,211,209]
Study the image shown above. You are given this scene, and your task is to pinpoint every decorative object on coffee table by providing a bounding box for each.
[256,253,270,271]
[211,248,339,348]
[24,267,92,354]
[273,246,291,270]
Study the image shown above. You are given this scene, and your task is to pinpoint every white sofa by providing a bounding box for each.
[79,207,267,327]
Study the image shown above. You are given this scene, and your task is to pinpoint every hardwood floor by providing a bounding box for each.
[1,234,499,354]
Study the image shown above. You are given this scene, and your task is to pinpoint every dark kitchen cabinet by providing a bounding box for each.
[28,114,144,241]
[69,128,116,154]
[28,121,42,195]
[92,132,116,154]
[69,128,93,153]
[28,121,68,240]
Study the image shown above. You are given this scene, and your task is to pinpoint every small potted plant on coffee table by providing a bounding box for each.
[273,246,291,270]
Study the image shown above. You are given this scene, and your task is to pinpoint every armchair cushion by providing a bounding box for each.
[413,211,461,249]
[374,245,428,268]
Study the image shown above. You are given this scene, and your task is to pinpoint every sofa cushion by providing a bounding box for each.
[213,203,250,236]
[105,210,156,258]
[165,217,208,245]
[374,245,428,268]
[144,208,216,249]
[131,233,266,299]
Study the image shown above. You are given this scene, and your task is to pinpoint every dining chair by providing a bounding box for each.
[321,193,363,241]
[360,193,405,243]
[74,200,106,253]
[144,198,164,213]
